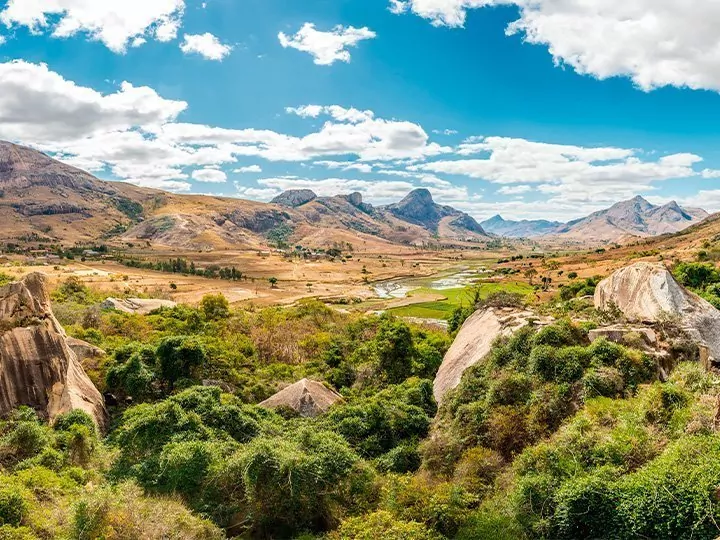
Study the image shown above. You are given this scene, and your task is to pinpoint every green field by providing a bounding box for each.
[388,281,534,320]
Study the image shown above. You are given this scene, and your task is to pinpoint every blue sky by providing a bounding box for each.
[1,0,720,220]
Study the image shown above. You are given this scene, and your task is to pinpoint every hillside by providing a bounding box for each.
[0,142,489,250]
[556,195,708,242]
[483,196,707,242]
[481,214,563,238]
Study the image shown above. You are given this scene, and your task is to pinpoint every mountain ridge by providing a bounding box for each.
[482,196,707,241]
[0,141,489,250]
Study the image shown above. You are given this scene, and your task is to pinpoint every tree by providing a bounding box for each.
[156,336,207,390]
[374,317,415,384]
[200,294,229,320]
[269,277,278,289]
[524,268,538,285]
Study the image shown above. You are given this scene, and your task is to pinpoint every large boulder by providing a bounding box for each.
[0,273,107,429]
[259,378,343,417]
[433,308,549,404]
[594,262,720,362]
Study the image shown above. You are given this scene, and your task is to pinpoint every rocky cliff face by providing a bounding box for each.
[433,308,553,403]
[594,262,720,363]
[0,273,107,429]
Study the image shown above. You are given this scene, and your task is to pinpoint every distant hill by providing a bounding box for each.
[556,196,708,242]
[0,141,489,250]
[484,197,707,242]
[481,215,563,238]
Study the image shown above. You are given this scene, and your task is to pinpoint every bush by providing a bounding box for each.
[453,447,504,495]
[376,443,421,474]
[330,511,441,540]
[549,468,619,539]
[156,336,207,389]
[582,367,625,399]
[200,294,230,321]
[72,481,222,540]
[0,486,28,527]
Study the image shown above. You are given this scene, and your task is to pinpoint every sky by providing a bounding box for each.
[2,0,720,221]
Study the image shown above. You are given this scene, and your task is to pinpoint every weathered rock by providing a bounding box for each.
[101,297,176,315]
[433,308,551,403]
[259,378,343,417]
[66,337,106,363]
[595,262,720,362]
[271,189,317,208]
[0,273,107,428]
[588,326,657,346]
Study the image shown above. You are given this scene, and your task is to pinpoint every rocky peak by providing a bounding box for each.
[343,192,363,207]
[271,189,317,208]
[0,273,107,428]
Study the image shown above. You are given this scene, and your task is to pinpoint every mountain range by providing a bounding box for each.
[0,141,488,250]
[482,196,708,241]
[0,140,709,249]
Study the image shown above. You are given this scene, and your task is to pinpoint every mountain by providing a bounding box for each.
[0,141,489,250]
[384,189,487,236]
[481,215,563,238]
[482,197,707,242]
[556,196,709,242]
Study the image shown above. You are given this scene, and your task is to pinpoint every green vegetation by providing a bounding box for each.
[389,281,534,320]
[673,261,720,308]
[6,270,720,539]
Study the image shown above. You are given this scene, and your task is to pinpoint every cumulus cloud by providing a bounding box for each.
[234,165,262,173]
[498,185,532,195]
[237,176,471,204]
[180,33,233,61]
[192,168,227,183]
[391,0,720,92]
[0,61,187,144]
[418,137,699,198]
[0,60,709,217]
[278,23,376,65]
[0,0,185,52]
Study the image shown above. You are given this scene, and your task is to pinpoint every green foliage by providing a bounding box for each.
[674,261,720,289]
[374,317,415,384]
[0,487,28,527]
[156,336,207,389]
[330,511,441,540]
[218,428,368,537]
[200,294,230,321]
[327,379,435,462]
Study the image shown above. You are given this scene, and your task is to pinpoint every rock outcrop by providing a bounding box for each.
[594,262,720,363]
[0,273,107,428]
[271,189,317,208]
[101,297,177,315]
[433,308,552,403]
[259,378,343,417]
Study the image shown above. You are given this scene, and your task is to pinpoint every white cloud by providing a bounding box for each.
[433,129,458,135]
[278,23,376,66]
[234,165,262,173]
[498,185,532,195]
[1,0,185,52]
[0,60,710,218]
[392,0,720,93]
[314,160,373,173]
[180,32,232,61]
[192,168,227,183]
[286,105,374,123]
[389,0,500,28]
[240,176,470,204]
[0,35,5,46]
[0,61,187,144]
[418,138,699,195]
[156,105,448,162]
